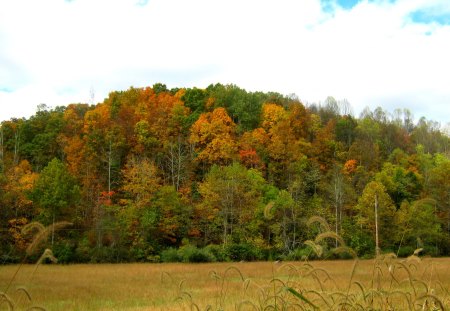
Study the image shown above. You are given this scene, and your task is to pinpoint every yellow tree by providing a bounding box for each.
[189,107,238,166]
[3,160,37,219]
[260,103,307,187]
[119,156,161,255]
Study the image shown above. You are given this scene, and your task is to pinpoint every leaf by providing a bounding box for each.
[285,287,318,309]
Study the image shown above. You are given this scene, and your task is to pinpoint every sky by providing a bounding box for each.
[0,0,449,126]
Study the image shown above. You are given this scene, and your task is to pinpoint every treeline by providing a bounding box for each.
[0,83,449,263]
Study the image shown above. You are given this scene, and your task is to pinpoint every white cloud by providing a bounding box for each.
[0,0,449,125]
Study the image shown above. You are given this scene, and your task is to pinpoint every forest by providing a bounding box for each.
[1,83,449,263]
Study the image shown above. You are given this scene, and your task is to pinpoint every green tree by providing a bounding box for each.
[355,181,395,255]
[395,199,441,255]
[375,162,422,207]
[198,162,265,245]
[335,115,357,149]
[265,190,300,252]
[30,158,80,246]
[428,156,450,237]
[20,105,65,171]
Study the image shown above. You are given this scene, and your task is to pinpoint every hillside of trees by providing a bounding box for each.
[1,83,449,263]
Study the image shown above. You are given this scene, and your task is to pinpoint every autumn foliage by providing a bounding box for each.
[0,83,449,263]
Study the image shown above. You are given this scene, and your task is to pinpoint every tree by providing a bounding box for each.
[2,160,37,219]
[205,83,274,131]
[265,190,299,252]
[319,96,339,124]
[118,156,161,254]
[121,156,160,209]
[328,164,345,246]
[152,186,190,245]
[395,199,442,254]
[19,105,65,171]
[335,115,357,149]
[259,103,308,187]
[428,156,450,236]
[198,163,265,245]
[375,162,422,207]
[30,158,80,246]
[349,114,382,171]
[163,139,189,191]
[59,103,91,175]
[356,181,395,255]
[189,107,238,166]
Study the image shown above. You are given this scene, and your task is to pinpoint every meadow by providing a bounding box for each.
[1,257,450,310]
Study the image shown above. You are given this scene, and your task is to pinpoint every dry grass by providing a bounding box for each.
[1,258,450,310]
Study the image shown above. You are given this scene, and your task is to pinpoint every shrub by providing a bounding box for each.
[284,247,319,261]
[53,241,75,263]
[88,246,128,263]
[178,245,216,263]
[347,232,374,257]
[423,245,439,257]
[225,243,261,261]
[160,248,180,262]
[74,238,91,263]
[130,244,154,262]
[0,245,21,264]
[161,246,216,263]
[397,245,415,258]
[204,244,228,262]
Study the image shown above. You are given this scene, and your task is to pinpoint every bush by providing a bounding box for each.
[178,245,216,263]
[438,236,450,256]
[420,245,439,257]
[284,247,319,261]
[130,244,154,262]
[53,241,75,263]
[160,246,216,263]
[74,238,91,263]
[204,244,228,262]
[0,245,21,264]
[397,245,415,258]
[160,248,180,262]
[225,243,261,261]
[88,246,128,263]
[347,232,374,257]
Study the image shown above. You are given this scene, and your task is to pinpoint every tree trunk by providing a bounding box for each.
[374,193,380,257]
[108,139,112,194]
[14,129,20,165]
[51,208,55,247]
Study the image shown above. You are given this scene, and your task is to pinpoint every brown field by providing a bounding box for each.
[1,258,450,310]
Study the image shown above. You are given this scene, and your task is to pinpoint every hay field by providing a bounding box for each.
[1,258,450,310]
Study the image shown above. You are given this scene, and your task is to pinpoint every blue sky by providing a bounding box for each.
[0,0,449,127]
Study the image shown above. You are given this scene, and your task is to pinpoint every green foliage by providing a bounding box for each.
[397,245,415,258]
[30,158,80,225]
[160,248,180,262]
[204,244,228,262]
[178,244,216,263]
[283,246,319,261]
[198,162,265,245]
[53,241,75,263]
[356,181,396,250]
[376,162,422,207]
[160,245,216,263]
[1,83,450,261]
[225,243,261,261]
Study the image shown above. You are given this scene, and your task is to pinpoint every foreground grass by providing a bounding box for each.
[1,258,450,310]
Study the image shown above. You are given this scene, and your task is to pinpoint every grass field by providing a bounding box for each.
[1,258,450,310]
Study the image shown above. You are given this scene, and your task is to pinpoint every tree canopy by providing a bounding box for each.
[1,83,449,262]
